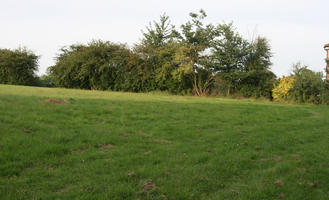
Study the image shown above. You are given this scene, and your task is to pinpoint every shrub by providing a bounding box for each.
[272,76,296,102]
[0,47,39,86]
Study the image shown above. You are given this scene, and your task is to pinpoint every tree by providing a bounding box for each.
[136,14,192,94]
[291,63,324,104]
[49,40,132,90]
[0,47,39,85]
[210,23,250,95]
[177,10,219,96]
[272,63,324,104]
[46,9,276,98]
[141,14,178,48]
[239,37,276,98]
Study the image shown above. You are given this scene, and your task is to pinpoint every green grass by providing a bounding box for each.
[0,84,329,200]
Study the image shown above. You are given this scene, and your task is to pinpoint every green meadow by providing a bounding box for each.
[0,85,328,200]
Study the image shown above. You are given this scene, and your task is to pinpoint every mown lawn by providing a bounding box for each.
[0,84,328,200]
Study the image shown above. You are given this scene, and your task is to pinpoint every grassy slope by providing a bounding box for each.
[0,84,328,200]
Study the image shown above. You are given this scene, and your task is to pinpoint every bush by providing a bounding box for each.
[0,47,39,86]
[291,65,324,104]
[272,76,296,102]
[49,40,133,90]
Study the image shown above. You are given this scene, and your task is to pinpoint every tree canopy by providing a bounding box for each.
[0,47,39,86]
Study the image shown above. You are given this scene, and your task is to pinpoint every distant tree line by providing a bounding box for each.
[48,10,275,98]
[1,10,329,104]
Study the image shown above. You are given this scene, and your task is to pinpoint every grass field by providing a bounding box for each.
[0,84,328,200]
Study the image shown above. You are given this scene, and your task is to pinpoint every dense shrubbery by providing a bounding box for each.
[272,63,329,104]
[48,10,275,97]
[0,48,39,85]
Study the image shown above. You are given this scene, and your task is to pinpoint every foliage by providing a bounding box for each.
[177,10,218,96]
[210,23,250,95]
[47,10,276,98]
[290,63,324,104]
[36,74,55,87]
[49,40,133,90]
[0,47,39,85]
[212,34,274,97]
[272,76,296,102]
[135,15,192,94]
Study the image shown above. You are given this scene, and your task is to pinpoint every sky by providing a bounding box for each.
[1,0,329,77]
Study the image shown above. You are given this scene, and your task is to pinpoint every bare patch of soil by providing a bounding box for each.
[99,144,113,151]
[128,172,136,177]
[274,180,284,186]
[23,129,32,133]
[142,182,156,191]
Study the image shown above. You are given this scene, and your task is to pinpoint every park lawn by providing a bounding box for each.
[0,84,328,200]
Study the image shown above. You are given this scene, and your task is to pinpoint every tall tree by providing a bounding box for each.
[0,47,39,86]
[177,10,219,96]
[136,14,192,94]
[240,37,276,98]
[210,23,250,95]
[291,63,324,104]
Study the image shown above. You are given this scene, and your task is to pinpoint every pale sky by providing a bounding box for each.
[1,0,328,77]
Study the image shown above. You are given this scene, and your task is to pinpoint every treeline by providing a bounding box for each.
[1,10,329,104]
[49,10,275,98]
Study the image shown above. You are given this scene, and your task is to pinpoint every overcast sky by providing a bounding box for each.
[1,0,328,76]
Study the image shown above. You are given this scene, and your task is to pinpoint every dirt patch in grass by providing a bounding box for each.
[99,144,113,151]
[128,172,137,177]
[43,98,69,104]
[23,128,32,133]
[142,182,156,191]
[274,180,284,186]
[308,181,322,188]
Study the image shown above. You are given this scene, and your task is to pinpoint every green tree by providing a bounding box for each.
[177,10,219,96]
[49,40,132,90]
[136,14,192,94]
[239,37,276,98]
[210,23,250,95]
[0,47,39,85]
[291,63,324,104]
